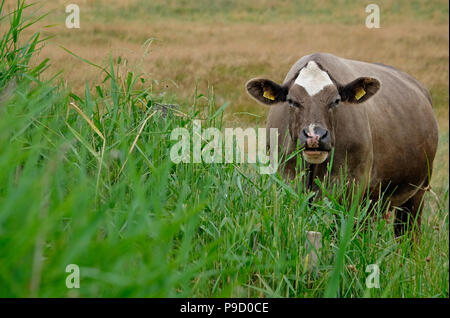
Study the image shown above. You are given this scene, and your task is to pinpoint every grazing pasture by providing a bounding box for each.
[0,0,448,297]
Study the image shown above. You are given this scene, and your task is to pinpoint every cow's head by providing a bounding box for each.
[246,61,380,164]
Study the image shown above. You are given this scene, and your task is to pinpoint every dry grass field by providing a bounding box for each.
[6,1,448,117]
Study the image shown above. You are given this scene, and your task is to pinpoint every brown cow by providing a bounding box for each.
[246,53,438,237]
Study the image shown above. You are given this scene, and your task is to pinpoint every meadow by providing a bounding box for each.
[0,0,448,297]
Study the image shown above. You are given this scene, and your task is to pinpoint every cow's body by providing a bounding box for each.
[247,53,438,236]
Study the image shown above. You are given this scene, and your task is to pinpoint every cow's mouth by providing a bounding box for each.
[302,148,329,164]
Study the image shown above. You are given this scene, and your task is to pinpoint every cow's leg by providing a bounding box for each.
[394,189,426,239]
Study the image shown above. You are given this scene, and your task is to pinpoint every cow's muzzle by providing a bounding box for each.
[299,124,331,164]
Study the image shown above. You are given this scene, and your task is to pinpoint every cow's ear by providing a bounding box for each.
[246,78,287,106]
[339,77,380,104]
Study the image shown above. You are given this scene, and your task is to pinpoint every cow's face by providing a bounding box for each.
[246,61,380,164]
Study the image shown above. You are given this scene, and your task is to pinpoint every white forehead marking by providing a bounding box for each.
[294,61,334,96]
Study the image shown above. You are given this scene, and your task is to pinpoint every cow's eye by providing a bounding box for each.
[287,98,301,108]
[329,98,341,109]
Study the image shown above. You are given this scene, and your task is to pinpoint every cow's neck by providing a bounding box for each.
[306,163,317,190]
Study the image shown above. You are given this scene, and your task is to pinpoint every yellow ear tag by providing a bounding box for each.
[355,87,366,101]
[263,89,275,100]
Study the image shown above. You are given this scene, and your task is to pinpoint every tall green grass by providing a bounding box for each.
[0,1,448,298]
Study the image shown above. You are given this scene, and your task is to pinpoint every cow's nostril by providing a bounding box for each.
[302,129,309,138]
[321,130,328,139]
